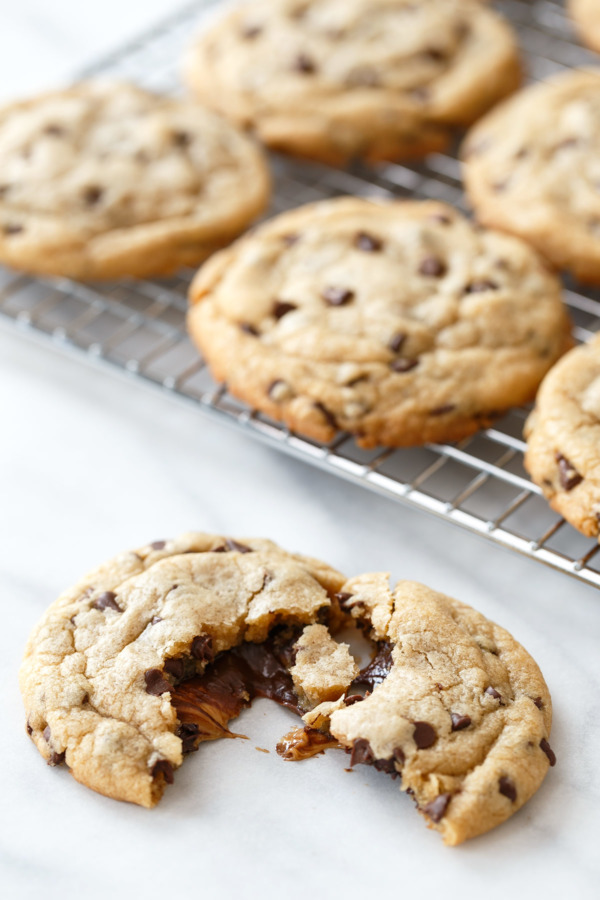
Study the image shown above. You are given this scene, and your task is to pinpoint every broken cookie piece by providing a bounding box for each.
[291,623,359,708]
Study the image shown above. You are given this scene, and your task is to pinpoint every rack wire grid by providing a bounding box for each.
[2,0,600,587]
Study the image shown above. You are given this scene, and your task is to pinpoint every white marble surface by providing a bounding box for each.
[1,3,600,898]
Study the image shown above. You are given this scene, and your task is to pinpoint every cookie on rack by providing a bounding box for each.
[19,532,346,807]
[463,68,600,284]
[184,0,521,165]
[187,196,572,448]
[0,81,270,280]
[570,0,600,54]
[304,574,555,846]
[525,334,600,539]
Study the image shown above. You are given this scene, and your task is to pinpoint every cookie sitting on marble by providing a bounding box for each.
[187,196,572,448]
[0,81,270,280]
[304,574,556,846]
[463,68,600,284]
[184,0,521,165]
[525,334,600,540]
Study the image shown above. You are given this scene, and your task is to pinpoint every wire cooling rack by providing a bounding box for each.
[2,0,600,587]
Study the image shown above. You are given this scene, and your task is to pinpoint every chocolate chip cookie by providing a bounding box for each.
[187,197,572,448]
[570,0,600,54]
[0,81,270,279]
[305,574,555,846]
[525,334,600,539]
[463,68,600,284]
[19,532,345,807]
[184,0,521,165]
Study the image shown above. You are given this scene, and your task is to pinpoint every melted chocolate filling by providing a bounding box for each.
[350,641,394,691]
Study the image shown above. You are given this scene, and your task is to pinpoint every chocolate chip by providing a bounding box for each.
[150,616,162,626]
[555,453,583,492]
[48,751,66,767]
[413,721,437,749]
[389,333,407,354]
[373,757,399,777]
[26,722,33,736]
[485,686,502,700]
[350,738,374,766]
[322,286,355,307]
[273,300,297,319]
[3,223,23,235]
[465,280,498,293]
[164,658,185,680]
[355,231,383,252]
[177,722,200,753]
[419,256,447,277]
[345,694,364,706]
[83,186,103,206]
[191,635,213,663]
[335,591,354,608]
[424,47,446,62]
[294,53,317,74]
[151,759,174,784]
[314,401,338,430]
[43,726,51,743]
[430,404,456,416]
[92,591,122,612]
[240,323,259,336]
[499,775,517,802]
[533,697,543,710]
[451,713,471,731]
[144,669,172,696]
[44,124,65,137]
[422,793,451,823]
[540,738,556,767]
[391,358,419,373]
[172,130,192,148]
[214,538,253,554]
[394,747,406,767]
[150,540,167,550]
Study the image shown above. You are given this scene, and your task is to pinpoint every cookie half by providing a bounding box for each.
[184,0,521,165]
[306,574,555,846]
[19,532,345,807]
[0,81,270,279]
[463,68,600,284]
[525,334,600,539]
[570,0,600,54]
[187,197,572,448]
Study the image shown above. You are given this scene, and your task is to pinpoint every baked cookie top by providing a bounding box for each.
[570,0,600,55]
[19,532,345,808]
[184,0,521,164]
[188,197,572,448]
[316,574,555,846]
[525,334,600,539]
[463,68,600,283]
[0,81,270,279]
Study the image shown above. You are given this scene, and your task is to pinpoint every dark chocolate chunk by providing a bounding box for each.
[240,323,259,336]
[3,223,23,235]
[172,130,192,148]
[465,280,498,293]
[419,256,447,277]
[424,47,446,62]
[273,300,297,320]
[151,759,174,784]
[451,712,472,731]
[144,669,172,696]
[373,757,399,778]
[314,401,338,430]
[344,694,364,706]
[177,722,200,753]
[164,658,185,680]
[294,53,317,74]
[350,738,374,766]
[322,286,355,307]
[430,404,456,416]
[26,722,33,736]
[423,793,452,823]
[413,721,437,749]
[48,751,66,767]
[83,186,103,206]
[390,358,419,373]
[499,775,517,802]
[540,738,556,767]
[353,641,394,689]
[393,747,406,767]
[92,591,122,612]
[334,591,354,608]
[191,635,214,663]
[533,696,543,710]
[555,453,583,492]
[150,540,167,550]
[214,538,253,554]
[485,686,502,700]
[355,231,383,252]
[389,333,407,354]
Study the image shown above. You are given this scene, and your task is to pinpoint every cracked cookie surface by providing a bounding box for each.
[0,81,270,279]
[184,0,521,165]
[314,574,555,846]
[570,0,600,55]
[463,68,600,284]
[525,334,600,539]
[188,196,572,448]
[19,532,345,807]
